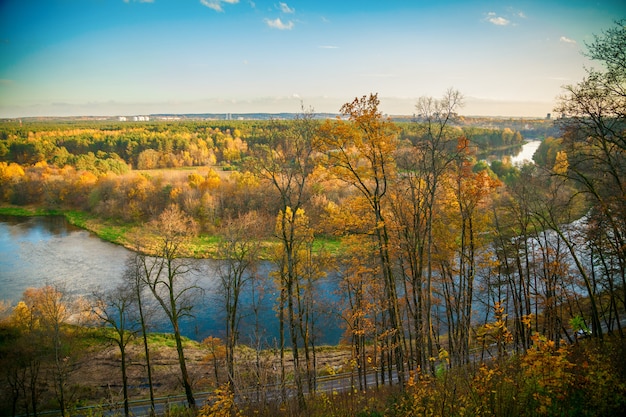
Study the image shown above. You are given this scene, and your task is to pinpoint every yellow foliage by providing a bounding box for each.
[11,301,38,330]
[476,302,513,365]
[231,171,259,188]
[188,173,205,189]
[0,161,25,180]
[521,333,574,414]
[198,383,242,417]
[553,150,569,175]
[169,186,182,200]
[78,170,98,185]
[204,168,221,190]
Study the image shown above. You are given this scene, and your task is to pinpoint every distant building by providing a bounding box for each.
[118,116,127,121]
[546,113,551,120]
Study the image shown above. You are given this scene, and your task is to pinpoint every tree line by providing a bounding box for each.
[0,116,525,173]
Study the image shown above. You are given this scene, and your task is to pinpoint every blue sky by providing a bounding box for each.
[1,0,624,118]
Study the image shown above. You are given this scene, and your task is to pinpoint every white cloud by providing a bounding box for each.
[123,0,154,3]
[200,0,239,12]
[487,14,510,26]
[278,2,294,14]
[265,18,294,30]
[559,36,577,44]
[319,45,339,49]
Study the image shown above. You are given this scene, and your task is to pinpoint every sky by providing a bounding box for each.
[0,0,624,118]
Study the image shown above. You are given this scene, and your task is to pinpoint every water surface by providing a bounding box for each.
[0,215,342,345]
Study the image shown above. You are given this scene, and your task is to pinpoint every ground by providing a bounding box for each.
[69,337,353,409]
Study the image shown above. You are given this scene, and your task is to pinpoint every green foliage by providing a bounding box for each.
[145,332,199,349]
[490,158,520,184]
[569,315,590,333]
[533,136,562,168]
[0,206,60,216]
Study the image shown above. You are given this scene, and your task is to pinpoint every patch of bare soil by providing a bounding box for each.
[69,340,353,407]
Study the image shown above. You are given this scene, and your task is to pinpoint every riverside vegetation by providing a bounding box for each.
[1,20,625,417]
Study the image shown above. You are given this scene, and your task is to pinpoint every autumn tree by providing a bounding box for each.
[439,138,501,365]
[413,89,465,372]
[249,107,318,406]
[337,233,383,390]
[271,205,329,395]
[318,93,406,384]
[1,297,47,416]
[490,164,540,352]
[202,336,226,386]
[20,285,74,417]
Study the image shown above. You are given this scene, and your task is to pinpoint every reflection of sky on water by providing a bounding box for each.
[0,216,343,345]
[510,140,541,165]
[0,216,128,303]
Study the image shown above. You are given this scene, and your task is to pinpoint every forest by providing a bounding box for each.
[0,21,625,417]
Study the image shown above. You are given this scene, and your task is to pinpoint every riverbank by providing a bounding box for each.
[0,205,341,259]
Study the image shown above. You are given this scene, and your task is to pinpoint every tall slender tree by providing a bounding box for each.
[249,107,318,406]
[92,283,138,417]
[216,211,263,387]
[318,93,406,384]
[141,205,201,410]
[412,89,465,373]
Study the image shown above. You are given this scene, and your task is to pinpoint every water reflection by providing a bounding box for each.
[0,215,342,345]
[510,140,541,165]
[478,140,541,166]
[0,215,128,303]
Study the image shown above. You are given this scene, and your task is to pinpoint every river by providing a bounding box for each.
[0,215,342,345]
[510,140,541,165]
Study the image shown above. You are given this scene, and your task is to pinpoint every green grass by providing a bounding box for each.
[0,204,345,259]
[0,206,62,216]
[144,332,200,349]
[63,210,133,246]
[312,236,342,256]
[63,210,91,228]
[189,234,223,257]
[97,224,130,245]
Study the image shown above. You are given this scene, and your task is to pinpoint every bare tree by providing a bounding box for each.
[92,283,138,417]
[215,211,263,387]
[140,204,201,410]
[123,253,157,416]
[555,20,626,330]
